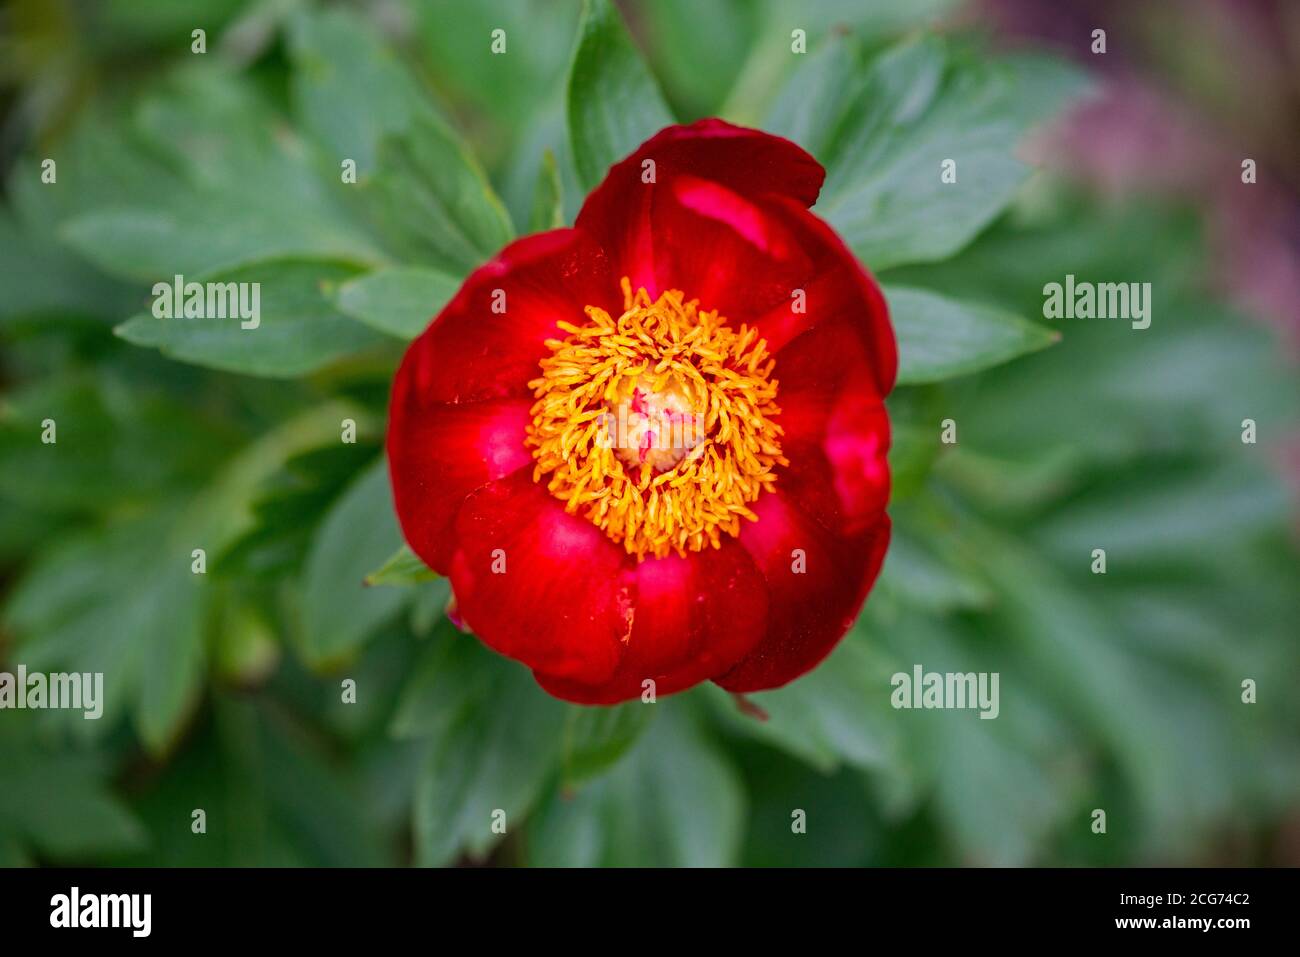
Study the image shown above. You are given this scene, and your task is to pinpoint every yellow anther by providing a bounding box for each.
[526,278,786,560]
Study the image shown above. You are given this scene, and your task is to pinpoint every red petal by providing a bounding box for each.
[609,176,816,323]
[750,197,896,394]
[780,402,890,538]
[406,228,619,404]
[448,470,632,685]
[715,493,891,693]
[772,318,892,534]
[576,119,824,305]
[386,395,533,573]
[535,540,768,704]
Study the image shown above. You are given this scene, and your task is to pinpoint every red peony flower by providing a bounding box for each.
[387,119,895,704]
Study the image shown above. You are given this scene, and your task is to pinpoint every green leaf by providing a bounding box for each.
[878,511,994,612]
[124,696,387,866]
[567,0,674,190]
[8,109,183,246]
[0,203,136,324]
[5,509,208,751]
[407,638,566,866]
[639,0,757,118]
[0,719,145,863]
[299,458,410,668]
[936,521,1276,860]
[530,706,744,867]
[215,440,384,580]
[560,702,654,784]
[362,111,515,274]
[390,624,500,741]
[116,260,388,377]
[708,627,903,775]
[287,4,514,272]
[365,544,439,587]
[885,285,1058,384]
[0,374,233,512]
[726,0,961,125]
[409,577,454,638]
[62,68,385,280]
[870,608,1081,865]
[808,37,1086,270]
[740,751,890,867]
[923,703,1070,866]
[1033,463,1291,564]
[210,591,280,686]
[3,403,360,752]
[529,149,566,232]
[500,95,586,229]
[763,32,865,158]
[336,266,460,341]
[407,0,580,132]
[287,8,433,173]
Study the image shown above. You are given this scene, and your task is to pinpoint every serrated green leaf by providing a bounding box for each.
[336,266,460,341]
[361,111,515,274]
[567,0,674,190]
[530,706,744,867]
[365,544,439,586]
[810,37,1087,270]
[61,68,385,281]
[3,403,361,752]
[287,5,514,271]
[886,284,1058,384]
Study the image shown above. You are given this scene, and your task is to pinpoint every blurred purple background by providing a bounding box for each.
[977,0,1300,351]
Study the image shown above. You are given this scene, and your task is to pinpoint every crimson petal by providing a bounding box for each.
[386,396,533,574]
[535,539,768,704]
[448,470,631,686]
[715,492,891,693]
[576,119,825,306]
[407,228,620,404]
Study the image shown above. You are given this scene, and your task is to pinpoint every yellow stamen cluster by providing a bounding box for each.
[527,278,786,560]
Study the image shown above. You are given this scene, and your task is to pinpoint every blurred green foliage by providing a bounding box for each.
[0,0,1295,867]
